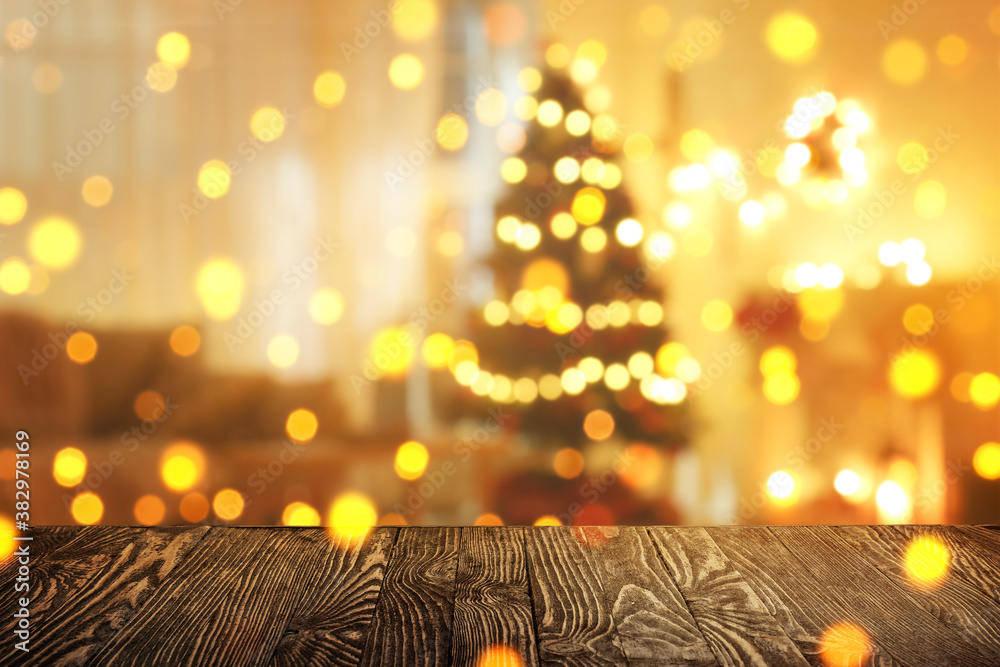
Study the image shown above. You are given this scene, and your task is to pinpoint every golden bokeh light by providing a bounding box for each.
[639,5,670,36]
[545,43,571,68]
[572,187,606,225]
[370,327,416,377]
[169,325,201,357]
[267,334,300,369]
[583,409,615,441]
[476,644,523,667]
[197,159,231,199]
[973,442,1000,480]
[134,389,166,421]
[81,175,113,207]
[623,133,654,161]
[533,515,563,527]
[766,12,818,63]
[145,62,178,93]
[904,535,950,588]
[876,480,911,522]
[536,99,564,127]
[760,346,796,376]
[213,488,245,521]
[71,492,104,525]
[820,622,870,667]
[763,371,800,405]
[395,440,430,480]
[936,35,968,66]
[329,491,378,542]
[882,38,927,85]
[913,180,946,219]
[437,113,469,151]
[33,62,63,93]
[902,304,934,335]
[500,157,527,184]
[766,470,799,507]
[422,332,456,368]
[565,110,591,137]
[286,408,319,443]
[283,501,321,526]
[0,187,27,225]
[134,495,166,525]
[553,448,585,479]
[179,492,210,523]
[388,53,425,90]
[53,447,87,487]
[475,87,508,127]
[580,227,607,253]
[682,227,713,257]
[517,66,542,92]
[969,372,1000,409]
[0,257,30,296]
[29,216,81,270]
[0,515,13,561]
[314,70,347,107]
[392,0,438,41]
[474,513,504,526]
[250,106,287,143]
[897,141,929,175]
[889,350,940,399]
[66,331,98,364]
[615,218,644,247]
[156,31,191,68]
[309,287,345,325]
[160,441,205,492]
[701,299,733,332]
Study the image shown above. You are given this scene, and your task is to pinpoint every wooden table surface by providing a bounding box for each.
[2,525,999,666]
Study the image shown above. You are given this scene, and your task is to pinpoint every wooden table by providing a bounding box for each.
[2,525,999,666]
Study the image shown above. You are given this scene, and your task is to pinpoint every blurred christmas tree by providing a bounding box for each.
[432,66,691,453]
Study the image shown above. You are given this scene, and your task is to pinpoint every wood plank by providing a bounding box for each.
[0,526,83,582]
[92,527,359,666]
[523,526,623,665]
[833,526,1000,664]
[450,526,539,667]
[770,526,993,667]
[579,527,718,666]
[267,527,397,667]
[0,525,209,666]
[359,526,461,667]
[706,526,905,667]
[648,527,809,667]
[922,526,1000,607]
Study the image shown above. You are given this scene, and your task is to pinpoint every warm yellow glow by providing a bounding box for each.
[5,19,35,50]
[66,332,98,364]
[655,342,690,376]
[474,513,504,526]
[71,492,104,525]
[134,390,166,421]
[514,222,541,251]
[388,53,425,90]
[902,304,934,335]
[53,447,87,487]
[283,501,321,526]
[161,442,205,492]
[196,258,243,320]
[546,43,571,68]
[615,218,643,247]
[798,287,844,321]
[936,35,967,66]
[628,351,655,379]
[0,258,30,296]
[580,227,607,253]
[553,448,585,479]
[250,106,286,143]
[379,513,409,526]
[639,5,670,35]
[904,535,950,588]
[395,441,430,480]
[157,31,191,68]
[763,371,800,405]
[448,340,479,373]
[134,495,166,525]
[533,515,562,527]
[739,200,765,227]
[513,96,538,121]
[889,350,940,399]
[197,159,231,199]
[882,39,927,85]
[286,408,319,443]
[145,62,177,93]
[513,377,538,403]
[370,327,415,377]
[517,66,542,92]
[309,288,345,325]
[876,480,911,521]
[560,368,587,395]
[603,363,630,391]
[583,409,615,441]
[0,187,27,225]
[267,335,300,369]
[701,300,733,332]
[637,301,663,326]
[682,227,713,257]
[213,488,245,521]
[565,110,591,137]
[436,230,464,256]
[31,62,61,93]
[624,133,654,161]
[437,113,469,151]
[571,187,606,225]
[392,0,438,41]
[0,516,13,561]
[820,622,870,667]
[599,164,622,189]
[760,346,796,376]
[313,70,346,107]
[897,142,929,175]
[766,470,799,506]
[179,493,210,523]
[766,12,818,63]
[969,372,1000,409]
[81,175,113,207]
[476,87,508,127]
[913,180,946,219]
[28,216,81,269]
[834,470,861,497]
[973,442,1000,480]
[422,332,456,368]
[553,157,580,185]
[536,99,564,127]
[476,644,524,667]
[500,157,527,183]
[679,128,714,161]
[329,492,378,531]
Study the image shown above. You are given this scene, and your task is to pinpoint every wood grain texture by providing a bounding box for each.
[524,526,623,665]
[450,526,539,667]
[359,527,461,667]
[648,527,809,667]
[770,526,993,667]
[706,526,903,667]
[586,527,718,666]
[91,527,352,667]
[0,525,82,582]
[831,525,1000,664]
[1,525,209,667]
[267,527,397,667]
